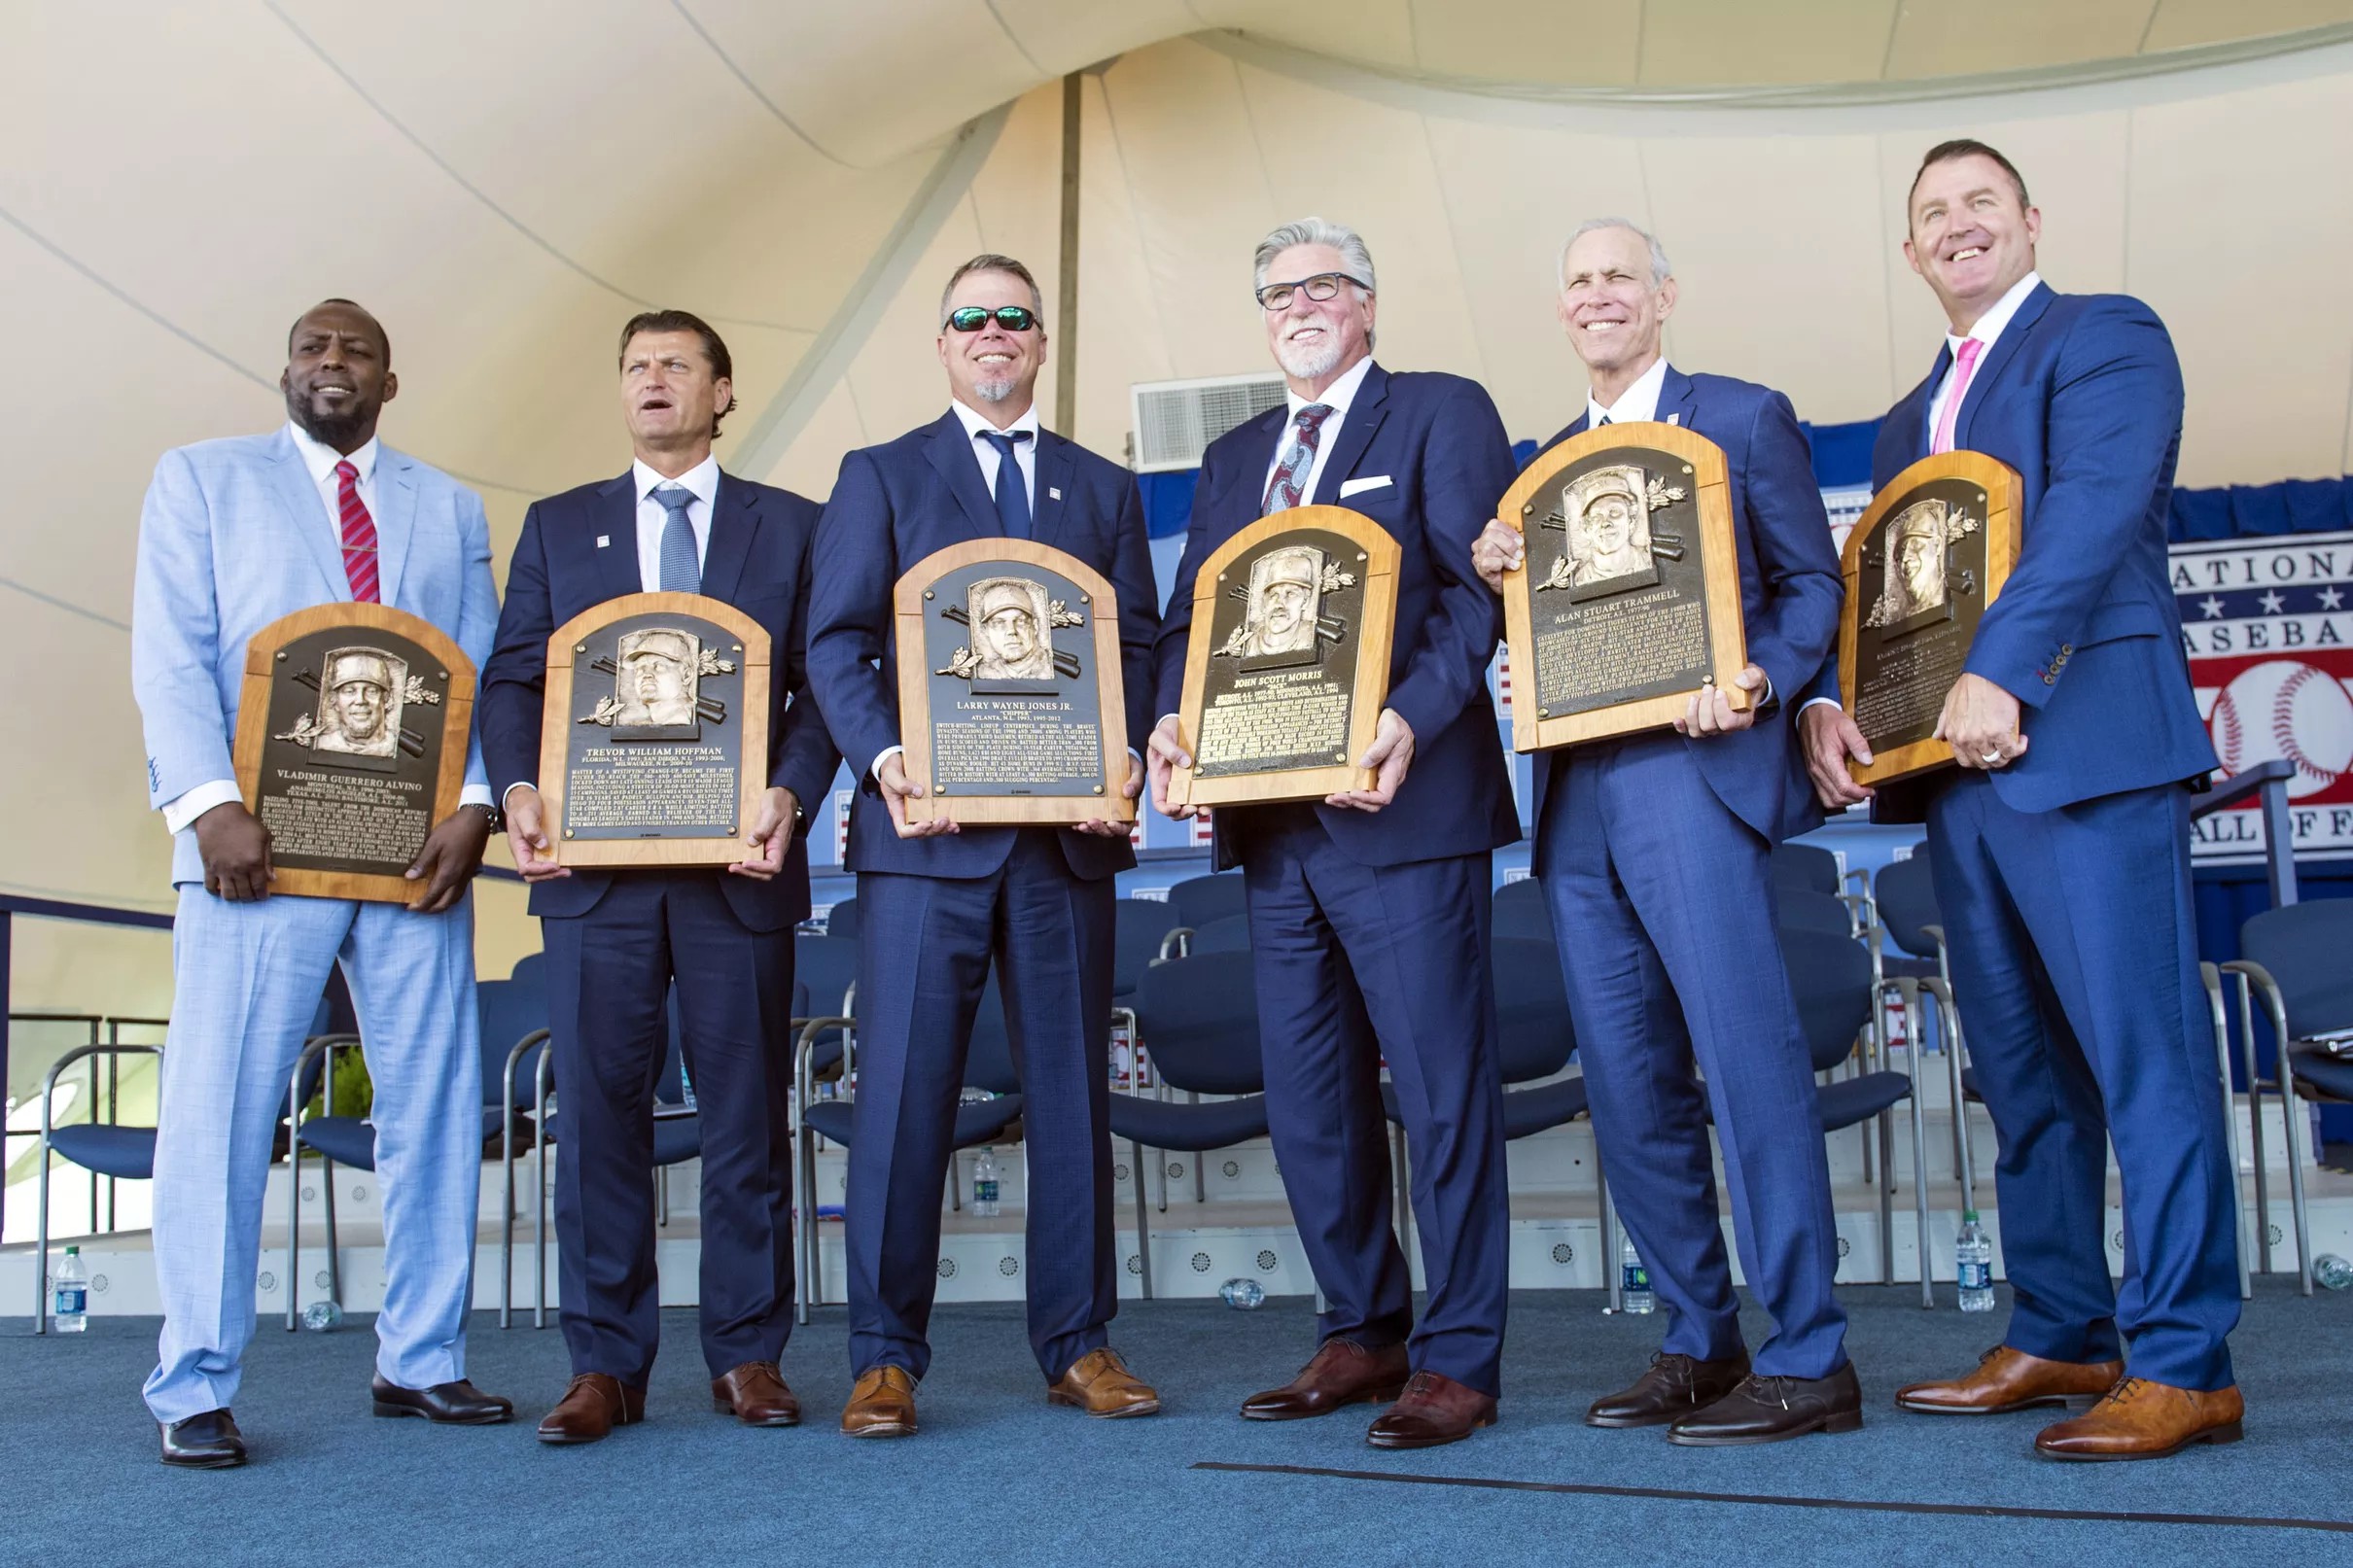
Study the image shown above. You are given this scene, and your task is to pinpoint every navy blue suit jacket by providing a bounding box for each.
[806,412,1158,882]
[1799,286,2216,819]
[478,470,840,929]
[1151,362,1520,870]
[1529,367,1844,865]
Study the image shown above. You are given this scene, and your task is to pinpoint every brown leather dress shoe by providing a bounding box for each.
[536,1374,646,1445]
[370,1376,513,1425]
[2034,1376,2243,1461]
[713,1361,801,1427]
[841,1366,919,1439]
[1241,1339,1411,1421]
[1667,1364,1864,1446]
[1587,1352,1752,1428]
[159,1409,246,1469]
[1365,1371,1498,1449]
[1896,1345,2122,1415]
[1047,1347,1161,1417]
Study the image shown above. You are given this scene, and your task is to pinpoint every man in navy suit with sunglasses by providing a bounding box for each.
[810,255,1162,1439]
[1801,141,2241,1461]
[1148,218,1519,1450]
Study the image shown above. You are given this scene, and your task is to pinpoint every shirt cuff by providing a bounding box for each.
[160,780,243,837]
[872,745,905,782]
[460,784,494,810]
[501,781,538,809]
[1798,696,1842,714]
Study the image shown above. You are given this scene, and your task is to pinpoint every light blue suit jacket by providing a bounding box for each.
[132,427,498,888]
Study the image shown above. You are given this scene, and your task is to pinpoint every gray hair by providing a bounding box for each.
[1253,217,1378,296]
[1559,218,1672,290]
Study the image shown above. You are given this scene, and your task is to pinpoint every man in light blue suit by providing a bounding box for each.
[1475,219,1858,1446]
[131,300,509,1468]
[1801,141,2242,1461]
[809,256,1162,1438]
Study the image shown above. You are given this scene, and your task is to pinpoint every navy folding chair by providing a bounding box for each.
[2225,897,2353,1293]
[1167,872,1247,929]
[792,975,1025,1323]
[825,894,860,942]
[1491,876,1554,943]
[1110,898,1185,1004]
[1117,952,1269,1299]
[1183,914,1252,956]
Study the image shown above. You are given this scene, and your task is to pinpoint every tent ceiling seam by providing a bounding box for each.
[0,575,132,634]
[1202,21,2353,118]
[263,1,819,334]
[982,0,1050,77]
[668,0,862,169]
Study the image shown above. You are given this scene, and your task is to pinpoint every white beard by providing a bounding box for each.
[972,373,1018,403]
[1274,331,1345,383]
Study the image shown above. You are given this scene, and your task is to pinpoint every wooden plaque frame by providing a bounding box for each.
[1840,450,2023,785]
[896,538,1136,827]
[542,591,770,867]
[1169,505,1400,809]
[1499,422,1749,751]
[233,602,474,902]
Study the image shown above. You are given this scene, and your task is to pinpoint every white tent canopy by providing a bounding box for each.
[6,2,2353,1022]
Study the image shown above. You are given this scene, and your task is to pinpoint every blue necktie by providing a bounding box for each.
[654,484,700,593]
[981,430,1034,540]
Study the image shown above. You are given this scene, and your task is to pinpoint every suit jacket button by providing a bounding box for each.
[2043,673,2056,685]
[2060,644,2073,654]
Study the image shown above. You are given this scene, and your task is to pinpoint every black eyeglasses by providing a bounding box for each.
[1255,272,1371,311]
[946,305,1041,333]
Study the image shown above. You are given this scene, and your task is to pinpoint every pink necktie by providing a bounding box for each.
[335,459,380,603]
[1931,336,1984,455]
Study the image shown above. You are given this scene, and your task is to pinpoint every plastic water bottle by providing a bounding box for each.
[1219,1277,1266,1309]
[971,1148,1001,1218]
[52,1246,88,1333]
[2315,1254,2353,1291]
[1620,1237,1655,1314]
[1956,1209,1996,1312]
[302,1299,345,1332]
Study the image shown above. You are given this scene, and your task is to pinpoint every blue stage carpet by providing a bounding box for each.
[2,1281,2344,1566]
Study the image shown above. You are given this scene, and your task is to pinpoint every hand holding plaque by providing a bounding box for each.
[233,604,474,902]
[1496,423,1749,750]
[539,592,771,866]
[1837,451,2022,784]
[895,539,1133,827]
[1167,506,1400,809]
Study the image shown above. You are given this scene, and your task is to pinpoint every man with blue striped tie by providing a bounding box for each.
[479,310,840,1444]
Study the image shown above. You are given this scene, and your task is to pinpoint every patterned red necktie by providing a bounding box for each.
[334,459,380,603]
[1262,403,1335,513]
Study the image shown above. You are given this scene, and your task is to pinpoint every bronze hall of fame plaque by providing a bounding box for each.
[1839,450,2022,785]
[232,603,474,902]
[1499,422,1750,751]
[540,591,771,867]
[1169,505,1400,809]
[895,539,1135,827]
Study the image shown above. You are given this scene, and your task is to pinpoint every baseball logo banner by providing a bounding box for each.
[2176,529,2353,864]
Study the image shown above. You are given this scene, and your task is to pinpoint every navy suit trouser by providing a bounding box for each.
[543,871,796,1384]
[847,829,1117,1382]
[1927,773,2238,1390]
[1540,734,1848,1380]
[1239,806,1510,1396]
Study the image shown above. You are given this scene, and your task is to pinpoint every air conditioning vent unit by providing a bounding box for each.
[1130,373,1288,472]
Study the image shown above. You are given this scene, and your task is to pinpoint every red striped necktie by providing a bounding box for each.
[334,458,380,603]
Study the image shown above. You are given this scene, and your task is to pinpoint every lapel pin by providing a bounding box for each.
[1668,413,1681,427]
[596,535,610,548]
[1048,487,1062,502]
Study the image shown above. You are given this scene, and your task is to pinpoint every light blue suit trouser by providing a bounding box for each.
[144,887,481,1423]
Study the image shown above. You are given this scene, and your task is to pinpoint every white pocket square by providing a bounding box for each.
[1338,475,1393,498]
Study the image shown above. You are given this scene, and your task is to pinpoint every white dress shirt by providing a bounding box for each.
[1925,269,2042,441]
[950,398,1040,512]
[161,423,491,833]
[1260,353,1375,507]
[634,453,720,593]
[1586,355,1670,430]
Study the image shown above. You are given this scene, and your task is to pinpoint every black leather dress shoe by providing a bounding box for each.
[370,1376,514,1425]
[1587,1352,1752,1428]
[1667,1363,1865,1446]
[159,1409,247,1468]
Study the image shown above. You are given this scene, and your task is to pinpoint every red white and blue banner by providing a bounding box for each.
[2177,529,2353,865]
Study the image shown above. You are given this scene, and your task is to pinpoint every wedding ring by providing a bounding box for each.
[1981,749,2005,765]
